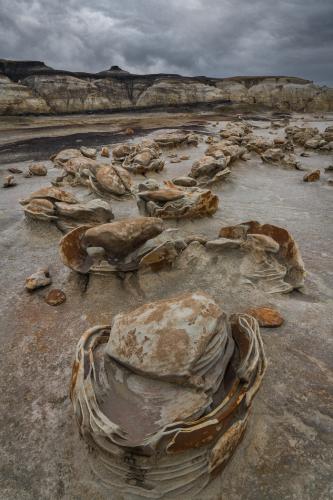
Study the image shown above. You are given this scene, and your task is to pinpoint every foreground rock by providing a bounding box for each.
[71,292,266,498]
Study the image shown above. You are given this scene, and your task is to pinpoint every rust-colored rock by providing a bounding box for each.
[303,170,320,182]
[45,289,66,306]
[244,307,284,327]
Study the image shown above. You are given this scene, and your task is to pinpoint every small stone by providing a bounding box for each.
[29,163,48,176]
[25,268,52,290]
[45,289,66,306]
[179,155,190,161]
[245,307,284,327]
[300,152,311,157]
[172,176,197,187]
[125,127,134,135]
[170,158,181,163]
[303,170,320,182]
[8,167,22,174]
[3,175,17,188]
[101,146,110,157]
[324,165,333,172]
[80,146,97,159]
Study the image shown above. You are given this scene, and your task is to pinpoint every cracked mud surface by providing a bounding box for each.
[0,110,332,499]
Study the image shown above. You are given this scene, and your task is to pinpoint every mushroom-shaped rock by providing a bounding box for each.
[20,187,78,206]
[138,184,219,219]
[70,293,266,498]
[89,164,132,197]
[60,217,164,273]
[219,221,305,291]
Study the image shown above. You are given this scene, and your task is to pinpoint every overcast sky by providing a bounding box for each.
[0,0,332,85]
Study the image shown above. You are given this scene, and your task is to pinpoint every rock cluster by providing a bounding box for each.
[113,139,164,174]
[71,292,266,498]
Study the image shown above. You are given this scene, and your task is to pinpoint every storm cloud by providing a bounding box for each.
[0,0,332,84]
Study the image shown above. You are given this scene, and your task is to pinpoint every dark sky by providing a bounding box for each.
[0,0,332,85]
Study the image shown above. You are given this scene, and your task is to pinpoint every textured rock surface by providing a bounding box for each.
[1,60,332,114]
[71,292,266,498]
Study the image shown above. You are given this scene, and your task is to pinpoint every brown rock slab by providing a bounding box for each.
[245,307,284,327]
[45,289,66,306]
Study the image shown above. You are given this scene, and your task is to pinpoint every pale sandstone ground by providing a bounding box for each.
[0,110,332,499]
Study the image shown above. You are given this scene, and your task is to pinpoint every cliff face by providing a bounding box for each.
[0,59,332,115]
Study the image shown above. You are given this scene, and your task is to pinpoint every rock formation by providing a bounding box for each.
[1,59,332,115]
[70,292,266,498]
[137,183,219,219]
[20,187,113,231]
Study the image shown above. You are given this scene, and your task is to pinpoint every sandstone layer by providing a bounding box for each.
[1,59,332,115]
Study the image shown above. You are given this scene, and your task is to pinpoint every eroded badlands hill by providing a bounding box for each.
[0,59,332,115]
